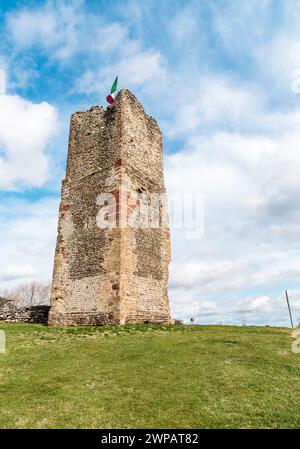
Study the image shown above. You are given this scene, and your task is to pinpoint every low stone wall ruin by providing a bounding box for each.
[0,299,50,324]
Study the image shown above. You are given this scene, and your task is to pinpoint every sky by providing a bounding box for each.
[1,0,300,326]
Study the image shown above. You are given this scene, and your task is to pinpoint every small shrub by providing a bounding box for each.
[174,319,183,325]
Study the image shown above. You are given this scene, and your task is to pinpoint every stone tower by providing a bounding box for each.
[49,89,171,325]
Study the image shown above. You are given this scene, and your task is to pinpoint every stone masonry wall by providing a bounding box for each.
[49,89,171,326]
[0,299,50,324]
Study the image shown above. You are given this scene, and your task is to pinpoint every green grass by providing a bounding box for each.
[0,323,299,428]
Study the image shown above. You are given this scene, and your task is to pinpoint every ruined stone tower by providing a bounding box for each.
[49,89,171,325]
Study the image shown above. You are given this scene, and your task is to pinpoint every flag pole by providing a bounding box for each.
[285,290,294,328]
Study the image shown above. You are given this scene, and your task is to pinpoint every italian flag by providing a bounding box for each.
[106,76,118,105]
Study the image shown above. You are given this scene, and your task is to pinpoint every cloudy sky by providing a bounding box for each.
[1,0,300,326]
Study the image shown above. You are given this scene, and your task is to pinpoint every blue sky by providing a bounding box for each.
[1,0,300,326]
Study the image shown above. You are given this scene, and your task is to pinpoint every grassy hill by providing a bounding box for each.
[0,323,299,428]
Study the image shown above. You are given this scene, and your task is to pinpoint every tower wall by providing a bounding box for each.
[49,90,171,325]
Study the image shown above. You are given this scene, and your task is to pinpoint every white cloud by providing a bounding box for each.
[212,0,272,55]
[210,0,300,96]
[0,69,6,95]
[232,291,300,326]
[0,197,58,290]
[0,69,57,190]
[164,75,267,139]
[6,0,83,60]
[6,0,167,96]
[238,296,273,313]
[0,264,36,282]
[171,289,219,321]
[6,0,129,61]
[169,6,200,43]
[164,65,300,325]
[170,259,250,292]
[255,35,300,93]
[171,288,300,326]
[75,48,166,95]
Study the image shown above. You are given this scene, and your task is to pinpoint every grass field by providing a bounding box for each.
[0,323,299,428]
